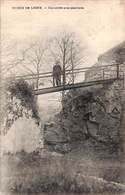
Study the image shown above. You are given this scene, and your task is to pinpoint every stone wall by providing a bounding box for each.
[85,64,124,82]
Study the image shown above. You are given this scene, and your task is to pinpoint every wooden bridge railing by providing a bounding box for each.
[13,63,124,80]
[6,64,124,93]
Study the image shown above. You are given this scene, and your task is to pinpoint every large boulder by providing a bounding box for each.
[45,122,68,144]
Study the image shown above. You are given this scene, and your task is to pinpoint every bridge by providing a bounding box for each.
[13,64,124,95]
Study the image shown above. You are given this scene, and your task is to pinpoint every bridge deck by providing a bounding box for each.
[34,78,118,95]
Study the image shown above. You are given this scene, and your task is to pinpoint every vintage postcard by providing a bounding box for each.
[0,0,125,194]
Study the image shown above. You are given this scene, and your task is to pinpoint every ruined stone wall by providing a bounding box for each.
[85,64,124,82]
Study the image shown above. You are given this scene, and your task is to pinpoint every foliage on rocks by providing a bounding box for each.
[2,79,40,134]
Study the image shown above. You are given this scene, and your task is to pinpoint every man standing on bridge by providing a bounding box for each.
[53,60,63,87]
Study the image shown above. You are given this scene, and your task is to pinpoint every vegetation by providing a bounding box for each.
[7,78,40,122]
[1,78,40,134]
[4,151,125,195]
[2,148,125,194]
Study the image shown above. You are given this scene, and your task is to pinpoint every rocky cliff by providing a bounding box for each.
[44,80,124,153]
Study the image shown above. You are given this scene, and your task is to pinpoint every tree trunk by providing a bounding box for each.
[71,46,74,84]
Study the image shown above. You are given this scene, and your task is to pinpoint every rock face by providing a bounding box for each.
[44,79,124,153]
[98,41,125,65]
[2,117,41,153]
[44,121,71,153]
[63,80,123,142]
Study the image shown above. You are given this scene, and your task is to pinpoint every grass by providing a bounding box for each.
[1,148,125,194]
[7,172,125,194]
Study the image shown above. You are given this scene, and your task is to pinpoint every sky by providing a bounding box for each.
[1,0,125,66]
[1,0,125,119]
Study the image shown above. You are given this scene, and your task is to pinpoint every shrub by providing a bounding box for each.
[7,78,40,123]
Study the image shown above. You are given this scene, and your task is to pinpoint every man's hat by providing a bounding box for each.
[56,60,60,64]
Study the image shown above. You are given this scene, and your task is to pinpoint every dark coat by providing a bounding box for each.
[53,65,62,77]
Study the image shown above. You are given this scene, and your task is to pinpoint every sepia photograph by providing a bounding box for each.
[0,0,125,194]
